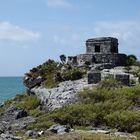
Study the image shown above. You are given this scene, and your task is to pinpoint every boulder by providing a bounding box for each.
[0,132,21,140]
[5,106,16,114]
[115,74,130,85]
[24,76,44,89]
[25,130,34,137]
[25,130,38,137]
[15,109,28,119]
[47,124,71,134]
[0,103,4,108]
[11,116,35,131]
[88,71,101,84]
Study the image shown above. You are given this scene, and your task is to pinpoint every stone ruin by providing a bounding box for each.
[88,71,130,86]
[67,37,131,85]
[68,37,127,66]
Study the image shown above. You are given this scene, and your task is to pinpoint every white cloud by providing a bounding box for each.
[48,20,140,59]
[52,35,66,45]
[46,0,71,8]
[0,22,41,43]
[92,21,140,55]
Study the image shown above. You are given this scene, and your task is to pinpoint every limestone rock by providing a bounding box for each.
[15,109,28,119]
[24,76,44,89]
[0,132,21,140]
[25,130,38,137]
[30,78,92,110]
[47,124,71,134]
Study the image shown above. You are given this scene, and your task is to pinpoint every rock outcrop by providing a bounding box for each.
[30,78,93,111]
[0,107,35,133]
[24,76,44,89]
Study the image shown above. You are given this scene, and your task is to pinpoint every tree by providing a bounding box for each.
[60,54,66,64]
[126,54,137,66]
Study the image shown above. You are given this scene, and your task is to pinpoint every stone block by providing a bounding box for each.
[115,74,130,85]
[88,72,101,84]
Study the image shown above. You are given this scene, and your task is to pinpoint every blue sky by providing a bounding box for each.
[0,0,140,76]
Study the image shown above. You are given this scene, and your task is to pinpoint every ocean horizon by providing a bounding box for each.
[0,77,26,103]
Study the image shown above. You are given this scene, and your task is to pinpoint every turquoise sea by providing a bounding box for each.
[0,77,26,103]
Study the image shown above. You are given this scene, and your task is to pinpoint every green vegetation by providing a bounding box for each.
[97,76,122,90]
[26,58,85,89]
[18,82,140,136]
[26,119,54,130]
[61,68,85,81]
[2,93,40,112]
[14,79,140,134]
[37,132,137,140]
[126,55,137,66]
[44,74,58,88]
[40,83,140,133]
[15,94,40,110]
[18,132,137,140]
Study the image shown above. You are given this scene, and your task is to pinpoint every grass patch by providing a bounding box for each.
[16,95,40,110]
[37,132,137,140]
[26,119,54,130]
[29,109,44,117]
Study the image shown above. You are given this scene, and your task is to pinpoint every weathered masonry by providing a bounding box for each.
[68,37,127,66]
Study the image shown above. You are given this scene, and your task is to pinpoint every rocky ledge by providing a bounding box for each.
[30,78,93,111]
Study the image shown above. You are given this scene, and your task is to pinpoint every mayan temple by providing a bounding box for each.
[68,37,127,66]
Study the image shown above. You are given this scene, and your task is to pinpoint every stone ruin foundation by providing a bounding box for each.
[68,37,127,66]
[88,71,130,86]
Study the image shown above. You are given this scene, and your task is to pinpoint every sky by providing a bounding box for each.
[0,0,140,76]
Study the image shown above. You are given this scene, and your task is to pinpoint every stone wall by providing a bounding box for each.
[76,53,127,66]
[88,71,130,85]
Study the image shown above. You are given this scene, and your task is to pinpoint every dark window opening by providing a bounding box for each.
[95,45,100,52]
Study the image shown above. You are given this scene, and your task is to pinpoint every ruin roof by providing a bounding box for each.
[86,37,118,42]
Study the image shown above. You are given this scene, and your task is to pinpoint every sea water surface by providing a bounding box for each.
[0,77,26,103]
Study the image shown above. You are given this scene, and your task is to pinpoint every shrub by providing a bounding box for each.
[29,109,44,117]
[131,69,140,77]
[71,69,84,80]
[16,95,40,110]
[105,110,140,132]
[62,68,84,81]
[126,55,137,66]
[124,66,132,73]
[44,74,58,88]
[47,104,96,126]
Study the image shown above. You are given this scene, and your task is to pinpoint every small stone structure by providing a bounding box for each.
[88,71,101,84]
[88,71,130,85]
[68,37,127,66]
[115,74,130,86]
